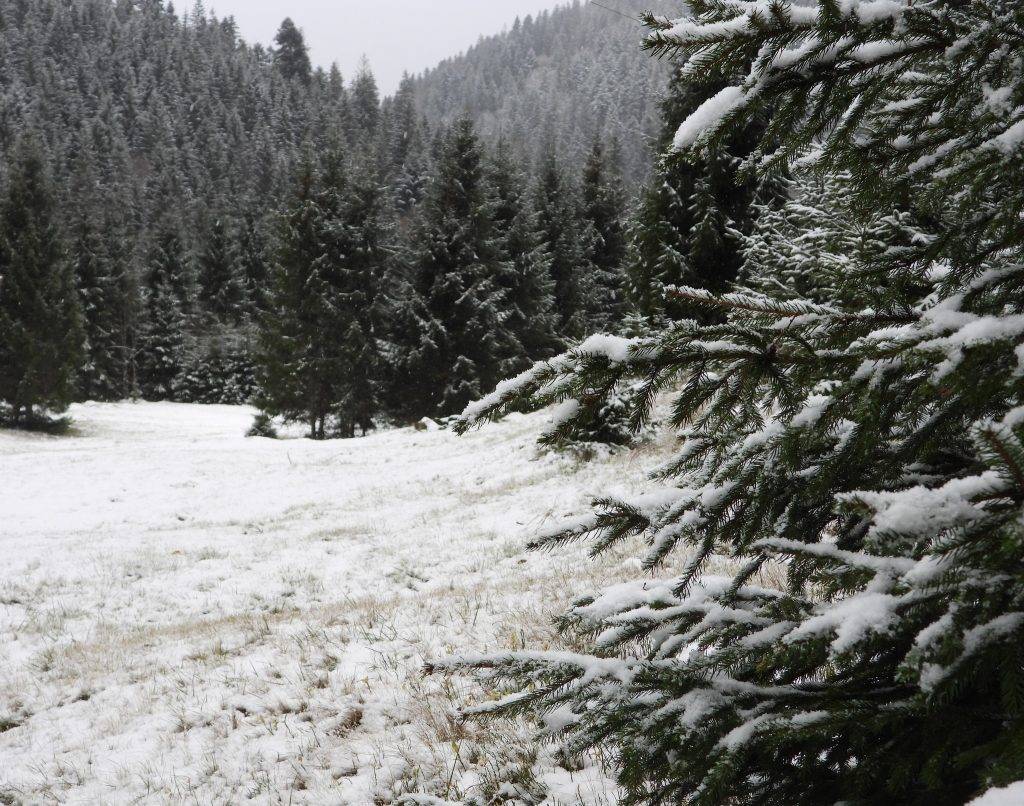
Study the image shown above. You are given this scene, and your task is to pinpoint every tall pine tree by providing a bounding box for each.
[404,118,511,417]
[324,161,390,437]
[273,18,312,85]
[627,65,766,322]
[138,219,193,400]
[581,138,628,331]
[0,137,84,424]
[198,213,245,322]
[257,149,390,438]
[534,150,593,341]
[489,140,561,372]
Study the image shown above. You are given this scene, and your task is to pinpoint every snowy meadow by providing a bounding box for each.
[0,402,680,804]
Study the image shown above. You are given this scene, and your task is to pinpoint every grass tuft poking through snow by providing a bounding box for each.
[0,402,681,804]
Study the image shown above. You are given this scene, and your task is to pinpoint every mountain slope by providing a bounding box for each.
[411,0,678,186]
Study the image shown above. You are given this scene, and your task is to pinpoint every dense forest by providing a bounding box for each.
[0,0,647,432]
[411,0,675,186]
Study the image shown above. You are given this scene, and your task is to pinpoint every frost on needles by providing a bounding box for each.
[430,1,1024,804]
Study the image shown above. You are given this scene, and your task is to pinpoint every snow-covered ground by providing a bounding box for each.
[0,402,668,804]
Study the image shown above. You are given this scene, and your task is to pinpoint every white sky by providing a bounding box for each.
[205,0,570,94]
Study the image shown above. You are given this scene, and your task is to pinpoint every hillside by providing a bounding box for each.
[411,0,678,186]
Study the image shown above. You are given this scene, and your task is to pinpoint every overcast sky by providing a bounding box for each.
[206,0,570,94]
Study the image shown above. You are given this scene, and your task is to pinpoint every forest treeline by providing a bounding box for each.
[0,0,751,436]
[0,0,680,434]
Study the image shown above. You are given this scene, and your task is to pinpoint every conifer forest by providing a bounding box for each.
[3,1,1024,804]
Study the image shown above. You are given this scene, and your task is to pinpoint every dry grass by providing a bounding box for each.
[0,402,748,804]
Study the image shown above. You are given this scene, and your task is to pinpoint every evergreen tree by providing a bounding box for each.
[257,159,340,439]
[581,138,628,331]
[383,73,421,178]
[0,137,84,424]
[273,18,311,85]
[138,277,189,400]
[741,171,928,310]
[533,150,593,341]
[488,140,561,371]
[138,219,192,399]
[145,219,195,310]
[404,118,511,417]
[68,160,134,401]
[198,214,245,321]
[627,66,766,322]
[237,207,271,313]
[382,282,446,424]
[435,1,1024,803]
[349,58,381,145]
[325,163,390,438]
[257,150,389,438]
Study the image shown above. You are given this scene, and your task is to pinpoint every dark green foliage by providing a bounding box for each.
[177,341,256,405]
[489,141,562,372]
[238,208,272,313]
[534,151,593,341]
[0,0,375,404]
[436,2,1024,803]
[0,138,84,425]
[581,139,629,331]
[247,412,278,439]
[627,67,767,322]
[273,18,312,85]
[69,164,136,401]
[257,161,339,439]
[557,383,639,452]
[198,215,246,322]
[256,151,389,438]
[401,118,513,417]
[144,221,195,314]
[324,165,390,438]
[349,59,381,146]
[138,277,189,401]
[0,0,636,409]
[382,283,447,424]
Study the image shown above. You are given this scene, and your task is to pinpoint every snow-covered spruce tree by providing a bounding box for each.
[401,118,513,417]
[238,207,272,314]
[581,138,629,332]
[489,140,563,373]
[431,2,1024,803]
[198,214,246,322]
[137,220,194,400]
[68,156,136,402]
[534,149,595,341]
[138,277,190,402]
[741,170,929,310]
[256,159,339,438]
[273,18,312,85]
[257,149,386,438]
[0,136,84,425]
[627,63,766,323]
[325,164,390,437]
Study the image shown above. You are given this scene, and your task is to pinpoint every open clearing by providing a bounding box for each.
[0,402,672,804]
